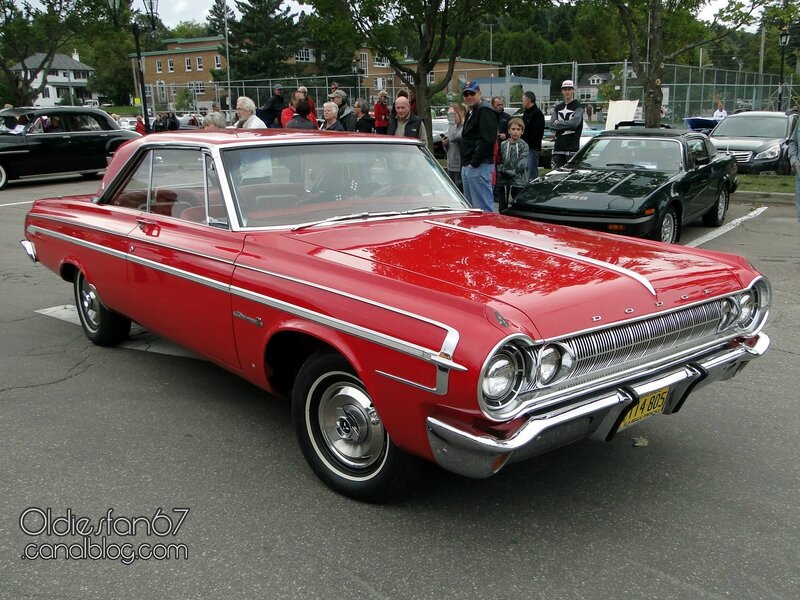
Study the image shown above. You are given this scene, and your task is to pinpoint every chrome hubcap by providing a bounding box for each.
[661,213,675,243]
[717,191,727,219]
[318,382,385,469]
[79,278,100,330]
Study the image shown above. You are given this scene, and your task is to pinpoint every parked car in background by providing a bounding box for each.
[21,129,770,501]
[0,106,140,189]
[709,110,799,175]
[504,128,738,243]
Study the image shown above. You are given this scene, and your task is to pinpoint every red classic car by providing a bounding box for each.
[20,130,771,501]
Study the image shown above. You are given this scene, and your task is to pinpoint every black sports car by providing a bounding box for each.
[0,106,140,189]
[504,128,739,244]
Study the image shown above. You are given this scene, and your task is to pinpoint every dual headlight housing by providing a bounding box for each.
[753,145,781,161]
[479,279,770,420]
[479,335,575,416]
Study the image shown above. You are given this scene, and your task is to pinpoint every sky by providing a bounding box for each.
[158,1,309,28]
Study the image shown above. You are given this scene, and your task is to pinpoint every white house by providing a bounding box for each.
[10,50,96,107]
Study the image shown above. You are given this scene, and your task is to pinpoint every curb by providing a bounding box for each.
[734,191,795,205]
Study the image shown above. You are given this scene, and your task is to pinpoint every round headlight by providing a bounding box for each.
[718,297,738,331]
[482,356,516,399]
[737,292,754,327]
[538,345,562,385]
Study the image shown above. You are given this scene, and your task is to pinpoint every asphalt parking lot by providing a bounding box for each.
[1,175,798,599]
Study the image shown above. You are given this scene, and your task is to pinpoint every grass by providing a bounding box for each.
[736,173,796,194]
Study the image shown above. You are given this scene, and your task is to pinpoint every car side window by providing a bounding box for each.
[65,114,104,132]
[688,138,709,166]
[106,152,153,210]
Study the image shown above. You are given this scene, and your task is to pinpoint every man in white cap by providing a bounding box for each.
[550,79,584,168]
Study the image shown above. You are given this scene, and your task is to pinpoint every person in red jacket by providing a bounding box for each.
[134,114,146,135]
[373,91,390,134]
[281,90,304,127]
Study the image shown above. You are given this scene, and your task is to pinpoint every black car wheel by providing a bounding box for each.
[702,186,729,227]
[73,270,131,346]
[653,205,679,244]
[292,351,418,502]
[0,162,8,190]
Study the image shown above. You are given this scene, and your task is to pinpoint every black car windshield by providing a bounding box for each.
[712,115,788,138]
[223,142,470,228]
[571,137,683,172]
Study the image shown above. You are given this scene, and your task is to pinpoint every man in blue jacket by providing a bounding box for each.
[460,81,499,212]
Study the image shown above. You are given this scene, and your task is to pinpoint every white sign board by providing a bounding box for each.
[605,100,639,129]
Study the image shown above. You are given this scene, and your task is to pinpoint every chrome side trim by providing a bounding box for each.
[126,253,231,292]
[234,262,461,362]
[27,224,128,261]
[430,220,657,296]
[230,284,466,372]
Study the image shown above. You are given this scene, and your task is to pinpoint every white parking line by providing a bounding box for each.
[687,207,769,248]
[36,305,200,359]
[0,200,35,207]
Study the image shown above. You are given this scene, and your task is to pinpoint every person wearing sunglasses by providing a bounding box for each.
[459,81,499,212]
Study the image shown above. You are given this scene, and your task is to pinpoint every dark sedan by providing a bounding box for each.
[709,110,798,175]
[0,106,140,189]
[504,129,738,244]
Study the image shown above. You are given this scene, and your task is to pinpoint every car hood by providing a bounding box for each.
[514,168,672,212]
[292,213,749,339]
[709,136,784,153]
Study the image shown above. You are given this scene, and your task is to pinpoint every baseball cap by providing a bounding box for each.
[561,80,574,89]
[274,83,283,90]
[463,81,481,94]
[328,89,347,99]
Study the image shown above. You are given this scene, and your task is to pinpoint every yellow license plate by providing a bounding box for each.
[618,387,669,431]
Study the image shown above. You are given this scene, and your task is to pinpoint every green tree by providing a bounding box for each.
[171,21,210,39]
[207,0,236,36]
[0,0,94,106]
[228,0,302,80]
[174,87,192,111]
[305,0,515,145]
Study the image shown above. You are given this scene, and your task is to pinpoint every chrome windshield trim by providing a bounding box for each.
[430,221,657,296]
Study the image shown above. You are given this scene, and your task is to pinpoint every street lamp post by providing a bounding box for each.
[778,26,790,111]
[107,0,159,134]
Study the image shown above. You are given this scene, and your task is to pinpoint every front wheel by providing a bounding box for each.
[0,162,9,190]
[702,186,729,227]
[652,205,679,244]
[73,270,131,346]
[292,351,418,502]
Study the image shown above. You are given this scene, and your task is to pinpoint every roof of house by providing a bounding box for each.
[577,72,612,86]
[10,53,95,73]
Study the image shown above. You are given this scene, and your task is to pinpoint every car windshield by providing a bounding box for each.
[570,137,683,172]
[222,142,470,228]
[712,115,788,138]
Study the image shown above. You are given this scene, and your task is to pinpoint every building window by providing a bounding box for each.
[295,48,315,63]
[189,81,205,95]
[214,55,222,69]
[168,59,174,73]
[373,56,389,68]
[42,87,51,99]
[589,76,602,86]
[427,71,436,85]
[156,60,162,73]
[196,57,203,71]
[49,70,59,76]
[579,92,592,101]
[185,58,192,72]
[145,84,153,98]
[360,51,368,72]
[375,77,385,91]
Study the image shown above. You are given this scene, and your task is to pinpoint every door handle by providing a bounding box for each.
[136,218,160,236]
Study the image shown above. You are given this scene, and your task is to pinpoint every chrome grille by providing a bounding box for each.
[726,150,752,163]
[564,299,725,378]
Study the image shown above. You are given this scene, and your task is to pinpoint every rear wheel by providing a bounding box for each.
[653,205,679,244]
[702,186,729,227]
[0,162,8,190]
[292,351,418,502]
[73,270,131,346]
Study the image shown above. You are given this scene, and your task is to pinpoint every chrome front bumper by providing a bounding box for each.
[426,333,770,479]
[20,239,37,263]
